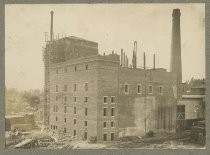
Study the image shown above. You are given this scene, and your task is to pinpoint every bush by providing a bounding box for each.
[146,130,154,137]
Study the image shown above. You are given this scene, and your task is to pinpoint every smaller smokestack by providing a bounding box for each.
[121,49,123,66]
[123,52,126,67]
[143,52,146,70]
[50,11,54,42]
[153,54,156,70]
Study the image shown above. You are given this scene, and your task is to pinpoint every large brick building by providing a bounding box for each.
[43,9,182,141]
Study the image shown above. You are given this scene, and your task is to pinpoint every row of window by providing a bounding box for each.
[55,96,89,103]
[55,65,89,74]
[103,107,115,117]
[124,84,163,94]
[54,107,88,115]
[103,96,115,104]
[50,126,114,141]
[55,83,88,92]
[103,121,115,128]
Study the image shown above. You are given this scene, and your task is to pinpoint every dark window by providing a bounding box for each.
[64,96,67,101]
[103,122,107,128]
[85,83,88,91]
[104,97,107,103]
[74,130,76,136]
[137,84,141,94]
[56,85,58,92]
[84,132,87,140]
[159,86,163,94]
[74,84,77,91]
[74,66,77,72]
[64,118,67,123]
[55,116,58,121]
[149,85,153,94]
[64,128,66,133]
[177,105,185,120]
[103,134,107,141]
[56,96,58,101]
[125,84,129,93]
[85,121,87,127]
[111,133,114,141]
[65,68,67,73]
[111,121,114,127]
[55,126,57,130]
[74,97,77,102]
[103,108,107,116]
[111,108,115,116]
[74,119,76,124]
[74,107,76,114]
[56,69,58,74]
[111,96,115,103]
[64,85,67,91]
[84,97,88,102]
[85,65,88,70]
[64,106,67,113]
[85,108,88,116]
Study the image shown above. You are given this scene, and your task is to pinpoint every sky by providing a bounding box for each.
[5,4,205,91]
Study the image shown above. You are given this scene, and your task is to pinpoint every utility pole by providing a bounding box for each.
[144,52,147,134]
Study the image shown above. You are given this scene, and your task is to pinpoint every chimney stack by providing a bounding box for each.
[121,49,123,66]
[132,41,137,69]
[170,9,182,99]
[143,52,146,70]
[153,54,156,70]
[50,11,54,42]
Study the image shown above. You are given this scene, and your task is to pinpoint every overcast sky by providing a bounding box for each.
[5,4,205,91]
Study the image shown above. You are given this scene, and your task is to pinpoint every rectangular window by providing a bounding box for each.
[64,85,67,91]
[103,134,107,141]
[104,96,107,104]
[111,96,115,103]
[74,84,77,91]
[159,86,163,94]
[74,66,77,72]
[65,67,67,73]
[84,132,87,140]
[84,97,88,102]
[74,107,76,114]
[55,126,58,130]
[85,65,88,70]
[56,69,58,74]
[53,125,55,130]
[85,121,87,127]
[149,85,153,94]
[111,121,114,127]
[111,133,114,141]
[74,130,76,136]
[74,119,76,125]
[85,83,88,91]
[85,108,88,116]
[125,84,129,93]
[64,118,67,123]
[111,108,115,116]
[56,85,58,92]
[103,122,107,128]
[103,108,107,117]
[64,96,67,102]
[137,84,142,94]
[64,128,66,133]
[64,106,67,113]
[55,116,58,121]
[56,96,58,101]
[74,97,77,102]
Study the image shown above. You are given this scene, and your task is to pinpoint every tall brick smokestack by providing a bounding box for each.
[170,9,182,99]
[50,11,54,41]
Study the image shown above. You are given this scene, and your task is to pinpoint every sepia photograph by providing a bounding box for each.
[5,3,206,149]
